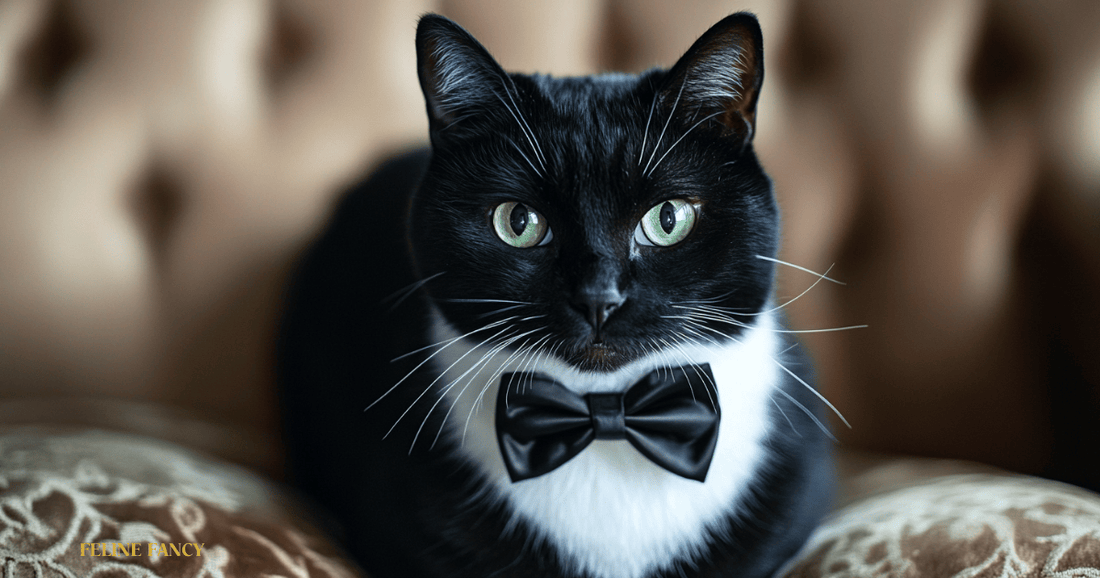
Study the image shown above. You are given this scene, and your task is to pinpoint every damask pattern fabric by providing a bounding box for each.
[0,429,360,578]
[781,474,1100,578]
[4,428,1099,577]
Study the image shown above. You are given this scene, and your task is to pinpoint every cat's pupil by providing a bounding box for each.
[660,202,676,234]
[510,203,529,235]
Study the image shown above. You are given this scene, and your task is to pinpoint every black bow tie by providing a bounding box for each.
[495,364,720,483]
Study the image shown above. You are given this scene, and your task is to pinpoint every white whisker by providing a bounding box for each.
[504,136,543,177]
[679,323,724,349]
[443,329,543,449]
[451,336,526,448]
[656,337,699,403]
[378,317,518,398]
[516,336,551,390]
[638,88,659,166]
[501,75,547,168]
[643,79,687,175]
[654,339,678,382]
[666,335,717,410]
[476,303,531,319]
[683,303,754,316]
[769,325,869,334]
[669,308,867,335]
[493,91,545,177]
[386,324,519,441]
[433,332,530,450]
[771,397,801,437]
[673,291,735,306]
[646,110,724,177]
[643,338,673,381]
[417,328,538,452]
[383,271,445,310]
[770,357,850,430]
[679,316,733,342]
[497,332,550,395]
[663,312,750,330]
[465,333,548,443]
[437,298,534,305]
[755,255,845,285]
[772,386,835,441]
[734,264,837,317]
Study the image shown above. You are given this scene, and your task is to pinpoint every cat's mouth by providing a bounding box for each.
[567,342,630,372]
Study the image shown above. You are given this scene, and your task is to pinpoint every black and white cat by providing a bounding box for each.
[279,12,834,578]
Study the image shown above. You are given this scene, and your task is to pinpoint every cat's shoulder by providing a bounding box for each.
[334,147,431,223]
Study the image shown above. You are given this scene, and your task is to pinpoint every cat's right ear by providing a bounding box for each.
[416,14,509,139]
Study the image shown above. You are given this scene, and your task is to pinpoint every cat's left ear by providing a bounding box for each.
[660,12,764,147]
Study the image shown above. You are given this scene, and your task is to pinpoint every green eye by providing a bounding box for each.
[635,199,696,247]
[492,202,552,248]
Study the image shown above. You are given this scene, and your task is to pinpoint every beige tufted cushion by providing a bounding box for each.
[0,0,452,473]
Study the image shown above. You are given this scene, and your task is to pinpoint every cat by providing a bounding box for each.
[278,12,834,578]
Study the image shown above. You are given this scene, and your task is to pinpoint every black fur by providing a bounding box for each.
[279,12,832,578]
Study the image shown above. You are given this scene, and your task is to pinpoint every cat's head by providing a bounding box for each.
[409,13,777,373]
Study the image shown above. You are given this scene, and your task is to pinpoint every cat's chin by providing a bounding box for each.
[566,343,632,373]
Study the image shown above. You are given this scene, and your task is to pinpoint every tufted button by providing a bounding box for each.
[12,0,91,106]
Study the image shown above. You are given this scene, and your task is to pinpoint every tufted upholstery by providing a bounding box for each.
[0,0,433,473]
[2,0,1098,482]
[1,0,1099,575]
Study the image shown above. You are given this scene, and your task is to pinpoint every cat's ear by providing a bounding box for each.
[660,12,764,146]
[416,14,509,137]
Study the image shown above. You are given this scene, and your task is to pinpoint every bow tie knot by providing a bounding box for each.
[495,365,720,483]
[587,393,627,439]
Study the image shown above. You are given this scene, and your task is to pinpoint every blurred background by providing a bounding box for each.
[0,0,1097,490]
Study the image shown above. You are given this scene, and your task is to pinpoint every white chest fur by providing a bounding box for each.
[427,312,781,578]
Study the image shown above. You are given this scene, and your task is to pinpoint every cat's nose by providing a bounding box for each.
[571,288,625,336]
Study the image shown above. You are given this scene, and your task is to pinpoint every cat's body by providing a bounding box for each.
[279,13,833,578]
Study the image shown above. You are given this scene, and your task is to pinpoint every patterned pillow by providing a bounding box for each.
[781,472,1100,577]
[0,428,361,578]
[6,429,1099,578]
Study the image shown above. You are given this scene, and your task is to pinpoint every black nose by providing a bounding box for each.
[571,288,625,337]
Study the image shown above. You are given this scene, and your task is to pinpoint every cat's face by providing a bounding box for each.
[409,14,777,373]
